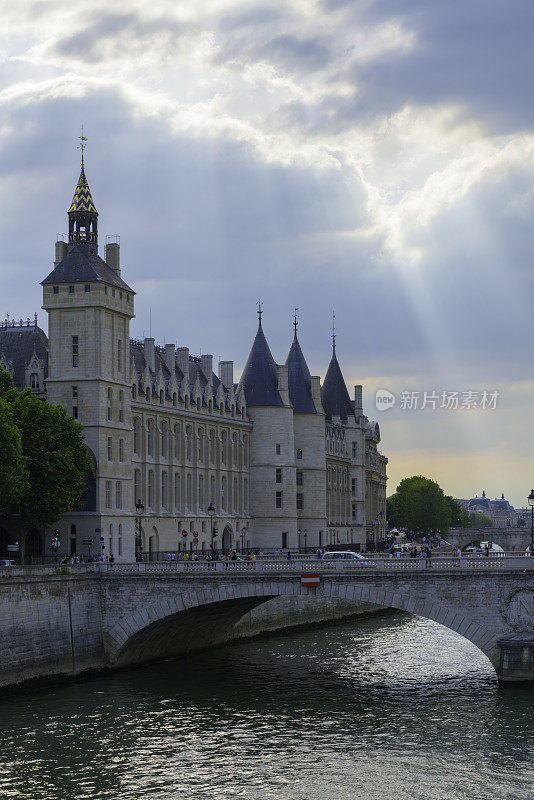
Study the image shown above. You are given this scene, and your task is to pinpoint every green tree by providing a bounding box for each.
[0,397,28,514]
[387,475,451,537]
[0,367,91,559]
[469,512,493,528]
[446,496,472,528]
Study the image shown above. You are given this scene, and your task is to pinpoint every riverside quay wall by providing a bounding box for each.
[3,557,534,688]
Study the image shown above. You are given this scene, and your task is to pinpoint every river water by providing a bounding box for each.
[1,611,533,800]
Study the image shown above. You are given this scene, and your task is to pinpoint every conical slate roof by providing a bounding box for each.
[286,335,316,414]
[68,166,98,214]
[321,349,354,422]
[237,322,283,407]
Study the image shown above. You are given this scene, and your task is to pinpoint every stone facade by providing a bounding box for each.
[0,161,388,559]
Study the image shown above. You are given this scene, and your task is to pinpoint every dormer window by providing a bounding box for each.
[84,285,91,292]
[30,373,39,390]
[69,285,74,294]
[53,287,59,295]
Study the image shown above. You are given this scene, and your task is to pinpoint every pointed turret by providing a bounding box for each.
[237,315,283,407]
[285,328,316,414]
[321,341,354,422]
[68,158,98,247]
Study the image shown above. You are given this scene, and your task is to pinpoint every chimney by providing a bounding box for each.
[218,360,233,389]
[54,240,68,267]
[164,343,175,374]
[105,241,120,277]
[144,337,155,372]
[177,347,190,382]
[311,376,322,410]
[201,354,213,388]
[354,385,363,417]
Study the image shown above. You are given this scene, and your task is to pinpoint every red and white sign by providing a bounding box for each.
[181,530,188,538]
[301,574,320,588]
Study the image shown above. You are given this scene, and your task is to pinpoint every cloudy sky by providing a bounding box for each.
[1,0,533,505]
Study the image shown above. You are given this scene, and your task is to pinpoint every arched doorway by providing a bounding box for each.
[222,525,233,553]
[0,528,9,557]
[25,529,43,559]
[148,526,159,561]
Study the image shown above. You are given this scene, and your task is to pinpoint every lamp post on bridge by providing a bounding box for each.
[240,526,247,553]
[528,490,534,556]
[208,502,216,554]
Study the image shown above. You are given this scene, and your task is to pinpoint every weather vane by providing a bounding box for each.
[78,126,87,166]
[293,307,299,336]
[257,300,263,324]
[332,310,336,353]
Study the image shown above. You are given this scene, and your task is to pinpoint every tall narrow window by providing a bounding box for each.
[107,387,112,421]
[72,335,79,367]
[161,422,167,458]
[297,493,303,510]
[148,470,154,507]
[161,471,168,509]
[147,420,154,456]
[133,418,140,455]
[352,442,357,459]
[276,468,282,483]
[134,469,141,503]
[296,471,303,486]
[30,373,39,390]
[174,473,181,510]
[118,390,124,422]
[105,481,112,508]
[115,481,122,509]
[118,524,122,556]
[276,443,281,455]
[107,437,113,460]
[117,339,122,372]
[276,491,282,509]
[119,439,124,462]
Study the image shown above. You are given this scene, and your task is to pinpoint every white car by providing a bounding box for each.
[0,559,17,567]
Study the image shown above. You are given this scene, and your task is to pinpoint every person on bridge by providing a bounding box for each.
[425,547,432,568]
[287,550,292,563]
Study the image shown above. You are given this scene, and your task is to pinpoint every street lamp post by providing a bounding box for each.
[241,527,246,553]
[528,490,534,556]
[135,500,145,562]
[208,502,216,554]
[304,529,307,553]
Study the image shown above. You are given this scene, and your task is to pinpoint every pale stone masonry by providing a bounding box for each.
[0,160,388,560]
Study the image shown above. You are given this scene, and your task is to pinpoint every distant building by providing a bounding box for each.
[457,491,517,528]
[0,158,387,560]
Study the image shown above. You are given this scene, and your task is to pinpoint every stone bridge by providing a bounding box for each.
[3,558,534,689]
[446,527,532,553]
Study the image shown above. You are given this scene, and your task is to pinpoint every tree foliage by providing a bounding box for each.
[387,475,451,536]
[445,496,472,528]
[0,367,91,530]
[0,397,28,514]
[469,512,493,528]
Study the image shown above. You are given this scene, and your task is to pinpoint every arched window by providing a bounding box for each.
[221,476,227,511]
[221,431,227,465]
[243,435,248,467]
[198,428,204,462]
[174,425,180,459]
[107,387,112,421]
[161,471,168,509]
[161,422,167,458]
[134,469,141,504]
[210,475,216,506]
[133,418,140,455]
[119,438,124,462]
[148,470,154,508]
[30,373,39,390]
[174,473,181,510]
[186,426,192,461]
[172,392,177,407]
[233,477,238,511]
[199,475,204,510]
[244,478,249,512]
[209,430,215,463]
[159,389,164,405]
[132,383,137,399]
[186,473,192,509]
[147,420,154,456]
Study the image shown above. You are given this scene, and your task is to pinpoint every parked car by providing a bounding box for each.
[0,559,17,567]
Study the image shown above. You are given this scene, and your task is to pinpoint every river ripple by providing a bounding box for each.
[0,612,533,800]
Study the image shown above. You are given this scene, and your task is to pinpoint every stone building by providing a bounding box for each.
[0,160,387,560]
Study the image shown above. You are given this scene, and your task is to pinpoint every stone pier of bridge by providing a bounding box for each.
[2,559,534,689]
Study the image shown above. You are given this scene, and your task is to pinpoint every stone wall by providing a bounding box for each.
[0,567,104,689]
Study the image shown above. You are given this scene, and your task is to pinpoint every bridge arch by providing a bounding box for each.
[104,580,498,672]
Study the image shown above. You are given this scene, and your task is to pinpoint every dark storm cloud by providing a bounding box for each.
[338,0,534,133]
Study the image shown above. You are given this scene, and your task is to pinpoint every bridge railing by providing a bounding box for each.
[101,555,534,574]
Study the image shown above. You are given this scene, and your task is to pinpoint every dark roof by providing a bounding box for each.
[320,349,354,422]
[0,324,49,387]
[69,165,98,214]
[237,322,283,407]
[41,243,133,292]
[285,335,316,414]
